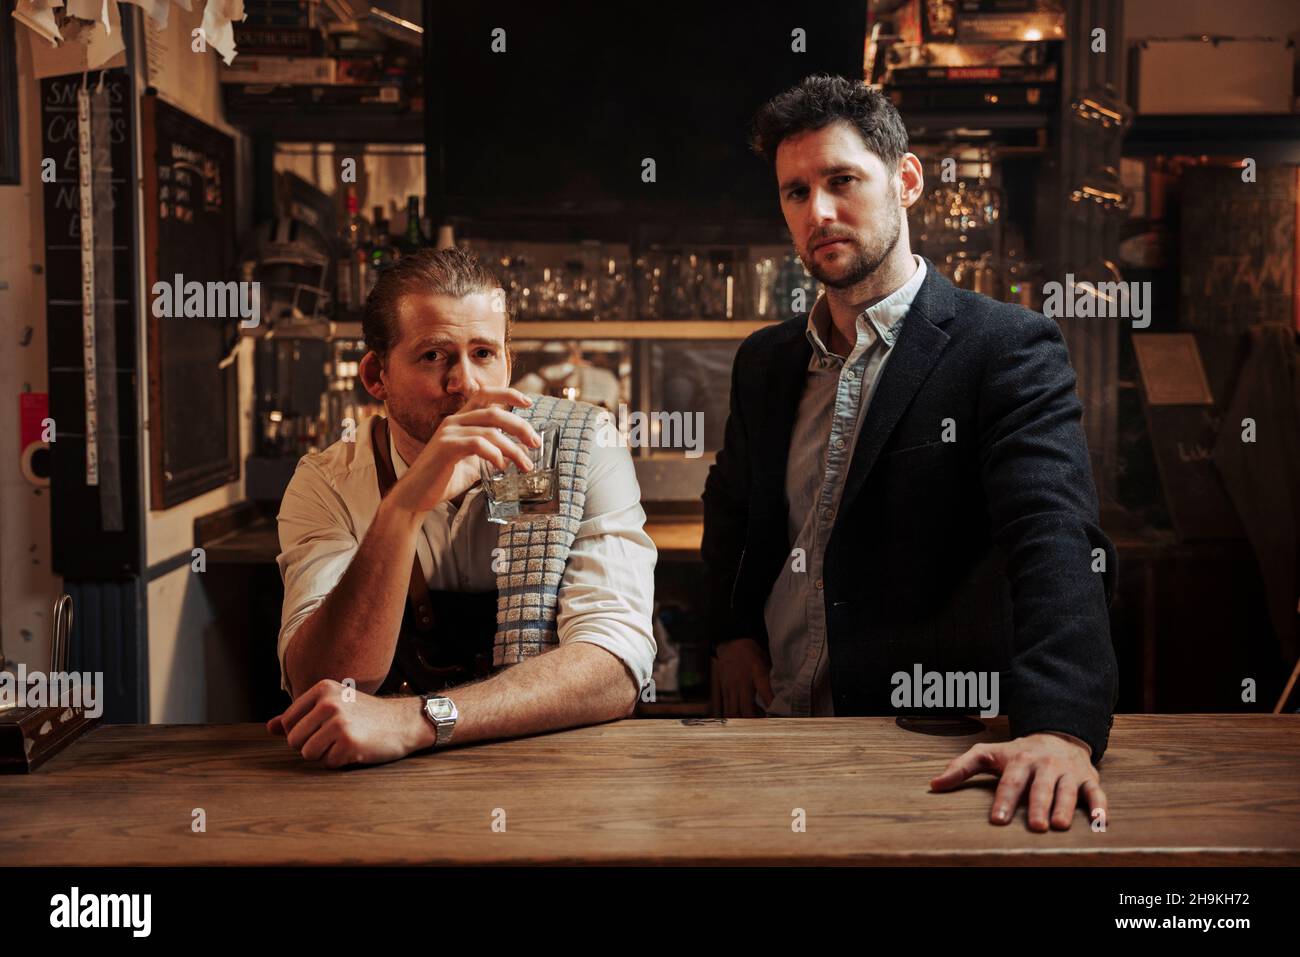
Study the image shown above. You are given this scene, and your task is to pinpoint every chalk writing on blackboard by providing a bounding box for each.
[1176,442,1214,464]
[158,141,225,224]
[39,71,139,571]
[1181,166,1294,334]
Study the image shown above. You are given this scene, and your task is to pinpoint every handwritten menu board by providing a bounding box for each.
[40,71,142,578]
[1180,166,1295,337]
[141,95,240,509]
[1179,165,1297,406]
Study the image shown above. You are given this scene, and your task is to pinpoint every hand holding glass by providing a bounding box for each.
[481,421,561,524]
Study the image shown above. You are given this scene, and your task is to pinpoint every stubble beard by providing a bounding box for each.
[800,202,903,291]
[386,392,464,446]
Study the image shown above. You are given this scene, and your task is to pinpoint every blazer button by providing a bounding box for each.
[815,579,824,590]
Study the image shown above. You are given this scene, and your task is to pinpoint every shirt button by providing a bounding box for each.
[834,438,846,450]
[821,508,833,521]
[845,370,856,380]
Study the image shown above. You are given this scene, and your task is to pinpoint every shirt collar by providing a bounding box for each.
[390,430,408,479]
[805,254,927,362]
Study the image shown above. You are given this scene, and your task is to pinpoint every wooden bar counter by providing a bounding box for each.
[2,715,1297,866]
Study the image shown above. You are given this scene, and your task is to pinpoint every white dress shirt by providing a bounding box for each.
[275,412,658,696]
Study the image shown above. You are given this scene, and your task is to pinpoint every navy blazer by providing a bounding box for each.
[701,259,1119,761]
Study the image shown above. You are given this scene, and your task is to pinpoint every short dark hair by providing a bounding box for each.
[362,246,511,359]
[749,74,909,171]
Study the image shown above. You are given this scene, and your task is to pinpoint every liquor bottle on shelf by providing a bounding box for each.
[367,205,400,297]
[338,187,372,316]
[345,186,364,248]
[401,195,423,253]
[336,188,358,314]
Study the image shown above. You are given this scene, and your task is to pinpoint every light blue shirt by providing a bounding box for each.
[762,255,927,715]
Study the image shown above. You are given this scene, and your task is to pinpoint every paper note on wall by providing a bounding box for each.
[85,0,126,69]
[118,0,171,29]
[143,9,171,88]
[29,18,87,77]
[65,0,103,27]
[200,0,238,64]
[11,0,65,46]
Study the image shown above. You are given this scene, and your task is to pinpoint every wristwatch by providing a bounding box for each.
[420,694,458,749]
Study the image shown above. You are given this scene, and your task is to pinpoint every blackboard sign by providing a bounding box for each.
[1180,166,1295,337]
[141,95,240,509]
[1132,334,1244,543]
[0,11,19,184]
[41,70,142,578]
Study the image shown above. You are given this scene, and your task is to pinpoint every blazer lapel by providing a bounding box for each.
[838,264,954,514]
[756,322,814,489]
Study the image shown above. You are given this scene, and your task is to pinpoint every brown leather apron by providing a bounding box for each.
[370,415,498,696]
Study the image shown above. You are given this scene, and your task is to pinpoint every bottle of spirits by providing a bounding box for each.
[402,195,423,253]
[337,187,360,313]
[367,205,399,296]
[345,186,364,248]
[339,187,372,315]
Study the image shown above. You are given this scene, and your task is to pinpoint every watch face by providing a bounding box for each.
[428,699,455,720]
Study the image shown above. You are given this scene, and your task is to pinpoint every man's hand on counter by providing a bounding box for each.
[267,679,433,769]
[715,637,774,717]
[929,732,1107,832]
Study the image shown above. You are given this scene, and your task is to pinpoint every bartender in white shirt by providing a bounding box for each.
[268,248,657,769]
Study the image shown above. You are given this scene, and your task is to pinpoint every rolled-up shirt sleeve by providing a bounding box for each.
[275,460,360,696]
[555,425,658,693]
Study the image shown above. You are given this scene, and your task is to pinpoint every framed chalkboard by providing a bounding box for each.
[0,7,19,184]
[141,95,240,509]
[41,71,144,577]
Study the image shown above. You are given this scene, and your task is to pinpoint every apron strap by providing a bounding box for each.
[370,415,436,634]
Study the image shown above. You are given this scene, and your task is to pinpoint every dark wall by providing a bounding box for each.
[427,1,868,223]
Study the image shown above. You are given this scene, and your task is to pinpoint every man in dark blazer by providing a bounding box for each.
[703,75,1118,832]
